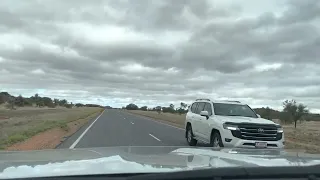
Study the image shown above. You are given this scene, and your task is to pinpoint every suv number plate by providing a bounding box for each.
[255,142,267,148]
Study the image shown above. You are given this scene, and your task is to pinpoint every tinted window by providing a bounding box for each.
[204,103,212,116]
[195,102,205,114]
[213,103,257,118]
[191,103,198,113]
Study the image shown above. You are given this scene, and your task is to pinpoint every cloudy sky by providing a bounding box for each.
[0,0,320,112]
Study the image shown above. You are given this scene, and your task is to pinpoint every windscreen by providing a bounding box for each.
[214,103,258,118]
[0,0,319,178]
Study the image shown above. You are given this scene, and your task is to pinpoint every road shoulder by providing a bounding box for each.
[56,110,105,149]
[5,109,104,150]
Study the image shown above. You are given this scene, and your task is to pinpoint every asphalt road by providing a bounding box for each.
[57,109,187,149]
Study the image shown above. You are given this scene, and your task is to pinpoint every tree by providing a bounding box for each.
[85,104,101,107]
[155,106,162,114]
[15,95,24,107]
[177,102,188,115]
[33,93,41,107]
[23,98,32,106]
[75,103,84,107]
[53,98,59,106]
[59,99,68,106]
[34,93,39,98]
[140,106,148,111]
[170,104,175,110]
[42,97,54,107]
[283,100,309,128]
[177,108,187,115]
[126,103,139,110]
[180,102,187,109]
[163,106,176,113]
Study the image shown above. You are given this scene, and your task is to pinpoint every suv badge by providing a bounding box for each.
[257,128,264,133]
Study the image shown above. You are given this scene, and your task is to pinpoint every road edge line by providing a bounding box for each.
[69,109,105,149]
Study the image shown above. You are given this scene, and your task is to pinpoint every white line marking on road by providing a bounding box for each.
[122,111,184,131]
[131,122,134,124]
[153,120,184,131]
[149,134,161,141]
[137,115,184,131]
[69,110,105,149]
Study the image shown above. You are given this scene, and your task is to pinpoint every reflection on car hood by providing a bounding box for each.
[217,115,275,124]
[1,147,320,179]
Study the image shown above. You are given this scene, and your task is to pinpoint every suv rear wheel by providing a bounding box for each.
[210,132,224,147]
[186,126,197,146]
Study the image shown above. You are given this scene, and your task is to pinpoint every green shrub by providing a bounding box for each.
[6,134,28,144]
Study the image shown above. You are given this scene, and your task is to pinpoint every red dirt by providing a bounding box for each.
[0,116,9,120]
[6,119,88,151]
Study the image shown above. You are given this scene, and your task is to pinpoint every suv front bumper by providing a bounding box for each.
[222,130,285,149]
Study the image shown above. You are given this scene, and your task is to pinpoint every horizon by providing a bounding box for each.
[2,90,319,114]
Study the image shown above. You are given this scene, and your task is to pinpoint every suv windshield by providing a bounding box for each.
[213,103,258,118]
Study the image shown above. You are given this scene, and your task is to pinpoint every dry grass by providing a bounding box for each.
[0,107,103,149]
[128,110,320,153]
[6,110,103,151]
[282,121,320,153]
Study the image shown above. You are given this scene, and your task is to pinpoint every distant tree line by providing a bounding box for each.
[124,99,316,128]
[0,92,103,109]
[124,102,189,115]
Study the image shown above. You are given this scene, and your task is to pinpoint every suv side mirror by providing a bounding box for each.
[200,111,209,119]
[257,114,261,118]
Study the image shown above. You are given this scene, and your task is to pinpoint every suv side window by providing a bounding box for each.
[195,102,205,114]
[204,103,213,116]
[191,103,198,113]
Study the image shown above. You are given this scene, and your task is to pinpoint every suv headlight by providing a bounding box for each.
[277,127,283,133]
[276,124,283,133]
[223,123,239,131]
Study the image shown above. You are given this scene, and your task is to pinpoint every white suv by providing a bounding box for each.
[185,99,284,149]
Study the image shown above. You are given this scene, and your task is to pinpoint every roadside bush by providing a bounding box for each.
[65,104,73,109]
[5,102,15,110]
[58,122,69,131]
[47,103,56,108]
[6,134,28,144]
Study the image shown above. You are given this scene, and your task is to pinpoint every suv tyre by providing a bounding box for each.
[210,132,224,147]
[186,126,197,146]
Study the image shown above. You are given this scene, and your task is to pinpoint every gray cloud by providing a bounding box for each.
[280,0,320,25]
[1,0,320,112]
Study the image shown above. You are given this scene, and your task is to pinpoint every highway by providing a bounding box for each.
[57,109,187,149]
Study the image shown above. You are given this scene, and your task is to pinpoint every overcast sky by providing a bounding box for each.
[0,0,320,112]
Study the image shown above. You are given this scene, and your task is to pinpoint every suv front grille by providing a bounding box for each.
[231,123,282,141]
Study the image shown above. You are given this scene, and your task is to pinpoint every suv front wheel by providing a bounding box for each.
[186,126,197,146]
[210,132,224,147]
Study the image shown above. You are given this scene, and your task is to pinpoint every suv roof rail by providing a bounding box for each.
[196,98,211,101]
[225,100,241,103]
